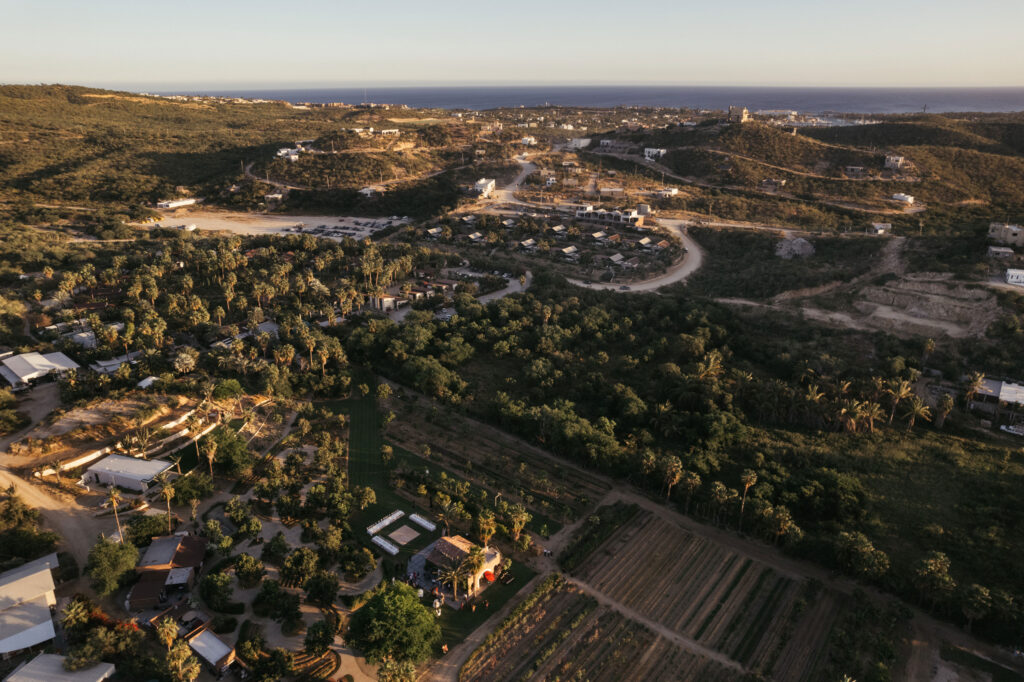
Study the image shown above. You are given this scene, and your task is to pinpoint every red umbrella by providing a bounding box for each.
[483,571,496,582]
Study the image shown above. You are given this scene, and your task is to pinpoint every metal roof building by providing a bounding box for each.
[3,654,114,682]
[0,554,59,656]
[83,455,172,492]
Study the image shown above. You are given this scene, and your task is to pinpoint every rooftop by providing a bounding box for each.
[87,455,172,482]
[138,535,208,571]
[1,352,79,384]
[188,629,233,668]
[0,554,58,612]
[3,654,114,682]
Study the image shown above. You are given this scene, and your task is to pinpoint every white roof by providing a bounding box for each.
[0,596,54,653]
[87,455,172,482]
[0,554,57,612]
[1,352,79,383]
[137,376,158,389]
[189,629,232,668]
[4,654,114,682]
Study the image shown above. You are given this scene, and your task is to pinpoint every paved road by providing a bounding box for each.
[566,219,704,292]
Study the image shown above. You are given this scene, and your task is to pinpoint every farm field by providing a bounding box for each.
[571,511,842,681]
[460,576,741,682]
[386,391,611,525]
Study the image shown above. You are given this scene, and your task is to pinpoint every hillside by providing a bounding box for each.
[0,84,468,210]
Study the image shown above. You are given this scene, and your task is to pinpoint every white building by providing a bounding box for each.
[1007,269,1024,286]
[657,188,679,198]
[0,352,79,390]
[884,155,907,170]
[82,455,173,493]
[188,629,236,672]
[156,198,197,209]
[867,223,892,235]
[892,193,915,204]
[4,654,114,682]
[0,554,59,657]
[988,222,1024,246]
[545,177,558,187]
[473,178,495,198]
[644,148,667,160]
[567,138,591,149]
[520,136,537,146]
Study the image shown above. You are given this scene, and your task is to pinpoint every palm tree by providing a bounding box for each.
[862,401,884,433]
[936,393,955,429]
[203,439,217,478]
[61,599,90,631]
[476,511,496,549]
[680,471,701,515]
[461,546,486,595]
[437,564,466,599]
[108,487,124,544]
[156,616,178,652]
[436,501,454,536]
[507,505,531,542]
[738,470,757,533]
[886,379,913,424]
[662,455,683,500]
[158,475,175,534]
[964,372,985,405]
[903,396,932,431]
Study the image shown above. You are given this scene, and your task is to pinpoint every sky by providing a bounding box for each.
[2,0,1023,89]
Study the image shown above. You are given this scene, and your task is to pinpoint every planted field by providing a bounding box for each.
[573,512,842,680]
[460,576,740,682]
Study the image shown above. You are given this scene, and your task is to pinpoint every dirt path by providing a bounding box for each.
[565,576,748,673]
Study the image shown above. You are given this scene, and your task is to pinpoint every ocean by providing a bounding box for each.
[154,85,1024,114]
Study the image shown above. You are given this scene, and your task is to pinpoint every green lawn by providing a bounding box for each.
[435,560,538,647]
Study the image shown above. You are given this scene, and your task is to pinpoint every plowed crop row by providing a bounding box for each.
[573,512,837,678]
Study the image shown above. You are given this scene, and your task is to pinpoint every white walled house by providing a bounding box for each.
[989,222,1024,246]
[473,178,495,198]
[891,193,915,204]
[4,654,114,682]
[644,148,667,160]
[1007,269,1024,286]
[83,455,172,492]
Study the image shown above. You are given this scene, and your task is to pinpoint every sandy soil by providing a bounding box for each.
[141,210,403,240]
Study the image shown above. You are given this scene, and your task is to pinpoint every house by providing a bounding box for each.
[129,535,209,611]
[156,198,197,209]
[867,223,892,235]
[656,240,671,249]
[369,295,405,313]
[264,193,284,203]
[1008,269,1024,286]
[1,352,79,390]
[90,351,142,375]
[844,166,866,178]
[891,193,915,204]
[560,245,579,259]
[988,222,1024,246]
[188,629,236,673]
[545,177,558,187]
[0,554,59,658]
[599,139,615,147]
[884,155,907,170]
[728,106,751,123]
[638,237,653,248]
[988,246,1014,258]
[590,231,607,241]
[519,239,537,251]
[567,138,591,149]
[359,186,384,197]
[549,225,566,237]
[644,148,667,160]
[473,178,495,198]
[467,232,484,243]
[376,129,400,136]
[520,136,537,146]
[657,188,679,198]
[425,535,502,596]
[608,253,625,265]
[969,377,1024,414]
[82,455,172,493]
[3,653,114,682]
[599,187,623,196]
[426,227,443,239]
[575,208,644,228]
[637,203,652,215]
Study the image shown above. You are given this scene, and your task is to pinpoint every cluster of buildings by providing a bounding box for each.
[986,222,1024,286]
